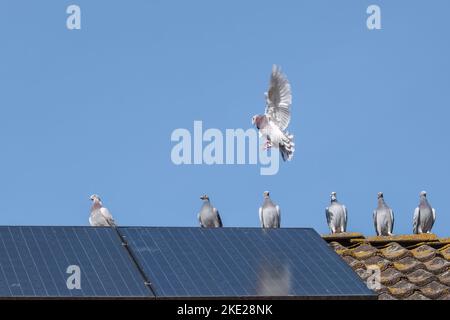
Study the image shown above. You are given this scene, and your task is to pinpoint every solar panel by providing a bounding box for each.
[0,226,152,298]
[119,227,376,299]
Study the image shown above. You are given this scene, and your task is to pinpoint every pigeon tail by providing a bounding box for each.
[279,131,295,161]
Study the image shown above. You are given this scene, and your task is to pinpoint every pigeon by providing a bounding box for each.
[373,192,394,236]
[325,192,347,234]
[413,191,436,234]
[252,65,295,161]
[198,195,222,228]
[259,191,280,228]
[89,194,116,227]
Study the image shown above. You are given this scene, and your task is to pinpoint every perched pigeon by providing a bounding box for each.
[259,191,280,228]
[89,194,116,227]
[373,192,394,236]
[198,195,222,228]
[325,192,347,234]
[413,191,436,234]
[252,65,295,161]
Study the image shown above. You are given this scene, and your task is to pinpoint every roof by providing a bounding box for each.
[322,233,450,300]
[0,226,376,300]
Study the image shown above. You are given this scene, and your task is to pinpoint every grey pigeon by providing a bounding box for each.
[373,192,394,236]
[325,192,348,234]
[198,195,222,228]
[259,191,280,228]
[89,194,116,227]
[413,191,436,234]
[252,65,295,161]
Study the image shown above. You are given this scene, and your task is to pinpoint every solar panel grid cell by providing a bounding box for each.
[119,227,376,299]
[0,226,151,298]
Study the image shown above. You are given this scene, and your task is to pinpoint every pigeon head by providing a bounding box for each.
[377,192,384,199]
[420,191,427,197]
[252,115,262,129]
[263,191,270,198]
[200,194,210,201]
[90,194,101,202]
[330,192,337,202]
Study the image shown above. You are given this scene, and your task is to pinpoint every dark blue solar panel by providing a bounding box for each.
[119,227,376,298]
[0,226,152,298]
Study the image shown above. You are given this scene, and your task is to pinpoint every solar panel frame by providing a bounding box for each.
[0,226,153,298]
[119,227,376,299]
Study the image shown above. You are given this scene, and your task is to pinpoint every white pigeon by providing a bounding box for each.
[259,191,281,228]
[373,192,394,236]
[413,191,436,234]
[252,65,295,161]
[89,194,116,227]
[198,195,223,228]
[325,192,348,234]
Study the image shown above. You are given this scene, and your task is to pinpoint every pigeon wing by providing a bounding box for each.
[275,205,281,228]
[413,207,419,234]
[373,210,377,234]
[265,65,292,131]
[343,205,348,231]
[213,207,223,227]
[100,207,116,227]
[259,207,264,227]
[389,208,394,233]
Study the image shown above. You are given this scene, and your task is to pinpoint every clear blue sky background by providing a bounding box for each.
[0,1,449,236]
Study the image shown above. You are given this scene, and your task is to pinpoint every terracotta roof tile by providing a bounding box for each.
[406,269,437,286]
[387,280,417,298]
[439,293,450,300]
[380,267,403,286]
[438,270,450,286]
[354,268,371,281]
[410,244,436,261]
[424,257,450,274]
[362,255,393,271]
[351,244,378,260]
[378,293,398,300]
[324,233,450,300]
[438,245,450,260]
[342,255,365,270]
[393,256,425,274]
[405,292,431,300]
[419,281,449,299]
[380,242,411,261]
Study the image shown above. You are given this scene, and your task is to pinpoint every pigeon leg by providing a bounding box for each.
[263,140,272,150]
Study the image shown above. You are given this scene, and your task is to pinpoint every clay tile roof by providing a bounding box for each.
[388,280,417,298]
[380,242,411,261]
[405,292,430,300]
[406,269,437,286]
[411,244,436,261]
[394,256,425,274]
[424,257,450,274]
[380,267,403,286]
[379,292,398,300]
[351,244,378,260]
[362,255,393,271]
[419,281,449,299]
[322,233,450,300]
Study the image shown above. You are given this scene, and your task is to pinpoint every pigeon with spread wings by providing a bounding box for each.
[252,65,295,161]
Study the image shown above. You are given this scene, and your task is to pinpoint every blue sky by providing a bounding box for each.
[0,1,449,236]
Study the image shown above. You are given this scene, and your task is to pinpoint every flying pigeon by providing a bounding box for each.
[325,192,347,234]
[413,191,436,234]
[259,191,280,228]
[373,192,394,236]
[89,194,116,227]
[198,195,223,228]
[252,65,295,161]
